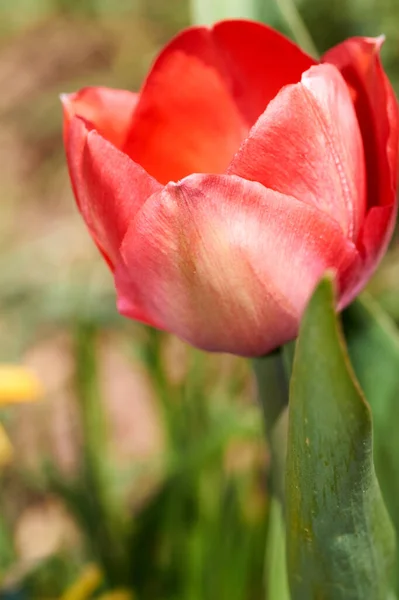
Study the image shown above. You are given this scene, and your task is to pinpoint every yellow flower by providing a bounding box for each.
[0,423,13,467]
[59,564,134,600]
[0,365,43,405]
[60,564,102,600]
[98,591,134,600]
[0,365,43,466]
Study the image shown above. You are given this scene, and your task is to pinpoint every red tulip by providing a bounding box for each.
[62,20,398,356]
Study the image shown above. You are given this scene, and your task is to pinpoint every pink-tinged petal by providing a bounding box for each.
[229,64,366,242]
[61,87,138,150]
[323,36,398,208]
[65,116,161,267]
[115,174,360,356]
[123,20,315,184]
[324,37,399,276]
[356,205,395,295]
[385,71,399,190]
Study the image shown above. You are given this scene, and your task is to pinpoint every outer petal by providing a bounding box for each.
[115,174,360,356]
[342,205,394,305]
[229,64,366,242]
[323,37,399,272]
[123,20,315,184]
[65,117,161,267]
[61,86,138,150]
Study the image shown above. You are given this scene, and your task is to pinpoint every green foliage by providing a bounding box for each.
[265,497,290,600]
[286,277,395,599]
[343,295,399,593]
[16,322,266,599]
[190,0,257,23]
[1,0,399,598]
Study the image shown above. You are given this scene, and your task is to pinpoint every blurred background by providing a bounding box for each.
[0,0,398,598]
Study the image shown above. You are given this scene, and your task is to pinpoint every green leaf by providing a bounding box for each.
[189,0,317,57]
[265,497,290,600]
[272,0,319,56]
[343,294,399,429]
[286,276,395,600]
[343,294,399,591]
[189,0,258,24]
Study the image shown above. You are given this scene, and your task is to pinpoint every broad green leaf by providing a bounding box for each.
[343,294,399,429]
[286,277,395,600]
[367,250,399,324]
[343,294,399,591]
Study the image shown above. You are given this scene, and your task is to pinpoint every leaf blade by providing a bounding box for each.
[343,294,399,593]
[189,0,257,24]
[286,277,395,600]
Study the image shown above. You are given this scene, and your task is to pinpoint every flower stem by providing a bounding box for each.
[252,347,291,505]
[273,0,319,58]
[253,347,292,598]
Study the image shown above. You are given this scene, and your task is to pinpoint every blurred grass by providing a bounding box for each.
[0,0,398,598]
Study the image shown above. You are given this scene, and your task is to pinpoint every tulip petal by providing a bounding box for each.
[323,37,398,275]
[66,117,161,267]
[115,174,360,356]
[124,50,248,185]
[324,37,398,205]
[123,20,314,184]
[229,64,366,242]
[355,204,395,297]
[208,20,316,123]
[61,87,138,150]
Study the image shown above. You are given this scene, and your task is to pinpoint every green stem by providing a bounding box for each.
[273,0,319,58]
[140,327,179,449]
[253,348,292,599]
[253,349,291,505]
[265,497,291,600]
[253,350,288,433]
[73,322,129,586]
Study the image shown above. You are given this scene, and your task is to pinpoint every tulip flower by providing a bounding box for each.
[62,20,398,356]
